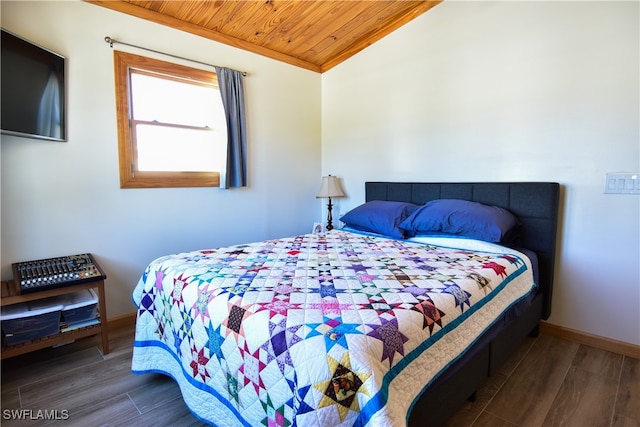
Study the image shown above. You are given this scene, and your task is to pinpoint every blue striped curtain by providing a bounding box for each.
[215,66,247,189]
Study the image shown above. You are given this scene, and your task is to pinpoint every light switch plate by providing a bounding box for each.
[605,172,640,194]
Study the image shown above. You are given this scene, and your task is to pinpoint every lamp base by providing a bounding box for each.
[326,197,334,230]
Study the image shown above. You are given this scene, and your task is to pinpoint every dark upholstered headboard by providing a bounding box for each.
[365,182,560,320]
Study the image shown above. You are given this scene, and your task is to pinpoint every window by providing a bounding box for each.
[113,51,226,188]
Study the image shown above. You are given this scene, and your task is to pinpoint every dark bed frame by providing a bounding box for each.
[365,182,560,426]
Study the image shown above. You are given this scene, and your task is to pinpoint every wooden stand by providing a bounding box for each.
[1,278,109,359]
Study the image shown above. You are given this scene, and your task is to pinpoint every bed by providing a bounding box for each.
[131,181,560,426]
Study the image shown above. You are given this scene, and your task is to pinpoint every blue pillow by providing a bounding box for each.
[399,199,519,243]
[340,200,419,239]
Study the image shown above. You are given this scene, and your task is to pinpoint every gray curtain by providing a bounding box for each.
[215,66,247,189]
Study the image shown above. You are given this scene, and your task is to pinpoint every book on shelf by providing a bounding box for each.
[60,318,100,333]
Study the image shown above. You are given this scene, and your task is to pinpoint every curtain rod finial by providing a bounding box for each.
[104,36,113,48]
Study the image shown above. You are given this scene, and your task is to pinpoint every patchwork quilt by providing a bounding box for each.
[131,230,535,426]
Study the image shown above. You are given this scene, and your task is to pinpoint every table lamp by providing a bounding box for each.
[316,175,345,230]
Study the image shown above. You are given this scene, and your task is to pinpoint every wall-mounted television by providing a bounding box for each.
[1,29,66,142]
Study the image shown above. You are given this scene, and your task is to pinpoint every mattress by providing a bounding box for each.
[131,230,536,426]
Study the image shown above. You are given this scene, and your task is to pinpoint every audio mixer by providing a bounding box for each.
[11,253,106,294]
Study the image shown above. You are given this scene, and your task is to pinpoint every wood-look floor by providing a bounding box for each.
[1,325,638,427]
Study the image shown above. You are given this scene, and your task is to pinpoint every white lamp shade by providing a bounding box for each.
[316,175,345,198]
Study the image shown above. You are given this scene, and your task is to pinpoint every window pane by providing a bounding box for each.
[136,124,226,172]
[114,52,226,188]
[130,73,224,128]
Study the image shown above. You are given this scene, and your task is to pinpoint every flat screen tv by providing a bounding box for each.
[1,29,66,141]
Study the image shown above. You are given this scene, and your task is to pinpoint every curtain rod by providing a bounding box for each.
[104,36,247,76]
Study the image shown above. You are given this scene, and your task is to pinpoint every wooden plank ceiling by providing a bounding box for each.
[87,0,442,73]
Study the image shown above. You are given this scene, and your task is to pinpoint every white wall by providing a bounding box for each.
[322,1,640,345]
[1,1,322,317]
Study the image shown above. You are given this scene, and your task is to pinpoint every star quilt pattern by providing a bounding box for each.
[131,231,535,426]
